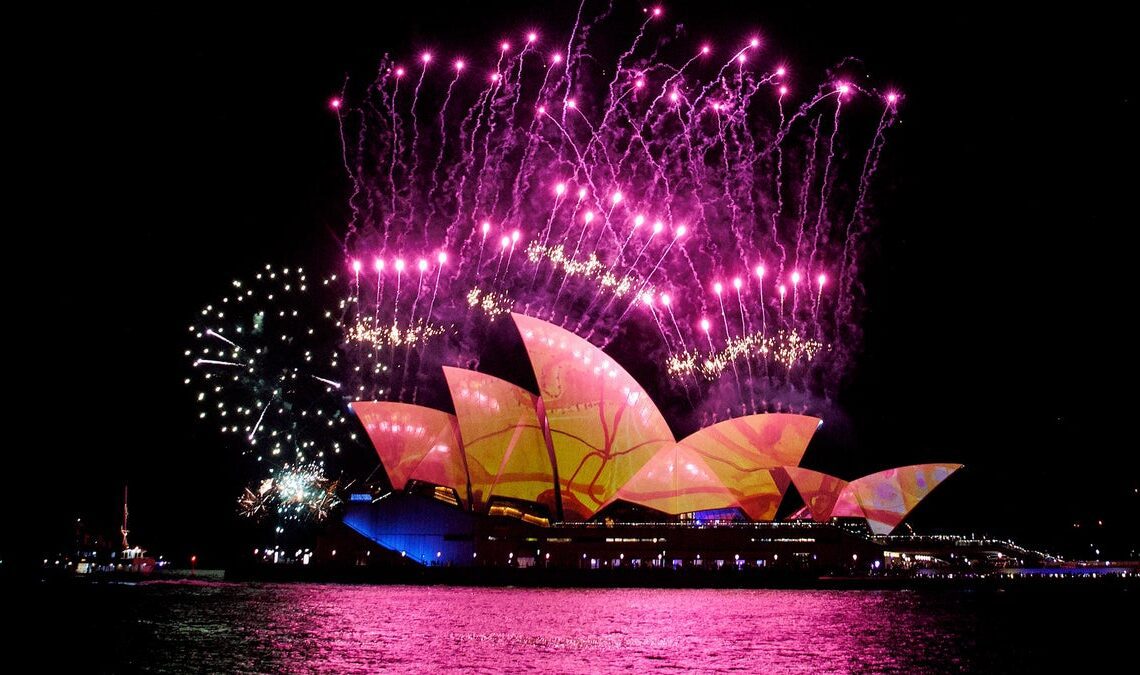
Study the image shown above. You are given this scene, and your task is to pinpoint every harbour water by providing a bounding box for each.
[37,581,1130,672]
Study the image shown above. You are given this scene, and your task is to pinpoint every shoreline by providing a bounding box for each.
[25,562,1137,591]
[218,565,1139,590]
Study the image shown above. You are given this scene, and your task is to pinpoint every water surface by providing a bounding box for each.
[37,582,1128,672]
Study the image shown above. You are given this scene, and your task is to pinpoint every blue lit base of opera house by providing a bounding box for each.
[343,492,887,573]
[338,492,1078,579]
[319,314,1094,580]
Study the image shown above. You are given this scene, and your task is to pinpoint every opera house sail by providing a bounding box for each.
[342,313,961,569]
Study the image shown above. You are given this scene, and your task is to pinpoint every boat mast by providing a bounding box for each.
[121,483,130,550]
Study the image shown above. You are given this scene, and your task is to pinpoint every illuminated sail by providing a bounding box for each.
[442,366,557,514]
[511,313,675,520]
[349,401,470,508]
[605,443,742,515]
[830,485,866,519]
[847,463,963,535]
[783,467,849,523]
[677,414,821,520]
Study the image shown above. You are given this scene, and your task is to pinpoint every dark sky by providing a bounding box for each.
[22,2,1135,566]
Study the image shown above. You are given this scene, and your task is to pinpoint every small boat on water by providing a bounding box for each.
[73,485,157,576]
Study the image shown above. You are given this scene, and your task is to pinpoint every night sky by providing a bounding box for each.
[23,2,1135,567]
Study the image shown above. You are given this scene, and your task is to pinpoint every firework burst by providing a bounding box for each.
[238,463,342,522]
[188,265,369,525]
[189,6,902,523]
[667,330,825,379]
[187,265,353,462]
[331,5,898,414]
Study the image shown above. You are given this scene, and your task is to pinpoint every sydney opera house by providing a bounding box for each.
[343,313,961,572]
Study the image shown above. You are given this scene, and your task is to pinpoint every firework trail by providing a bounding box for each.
[332,5,897,417]
[189,5,901,522]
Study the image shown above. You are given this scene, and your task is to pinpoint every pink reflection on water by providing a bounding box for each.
[105,584,998,672]
[41,576,1140,673]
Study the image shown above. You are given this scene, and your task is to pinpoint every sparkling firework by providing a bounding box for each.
[238,463,342,522]
[465,286,513,318]
[526,242,642,298]
[188,265,352,462]
[188,265,365,525]
[332,5,899,412]
[666,330,825,379]
[190,7,902,524]
[346,317,448,348]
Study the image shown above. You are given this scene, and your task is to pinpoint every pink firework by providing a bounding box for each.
[331,6,900,411]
